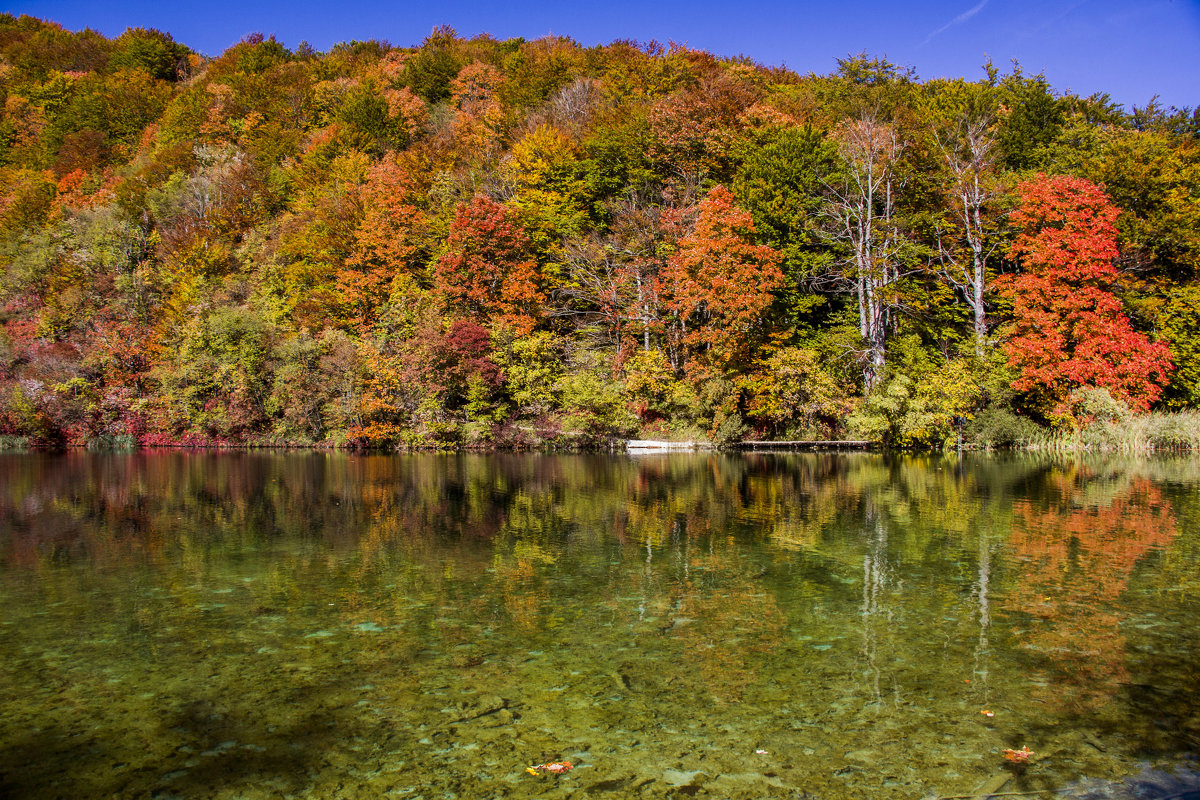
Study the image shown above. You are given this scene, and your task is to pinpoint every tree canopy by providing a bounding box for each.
[1,16,1196,448]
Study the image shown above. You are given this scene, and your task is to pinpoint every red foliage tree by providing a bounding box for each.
[995,174,1173,417]
[418,318,502,403]
[433,196,543,334]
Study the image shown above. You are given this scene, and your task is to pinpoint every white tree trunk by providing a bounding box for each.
[936,115,996,358]
[826,114,905,393]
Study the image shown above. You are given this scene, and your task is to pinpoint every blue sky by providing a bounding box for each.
[10,0,1200,110]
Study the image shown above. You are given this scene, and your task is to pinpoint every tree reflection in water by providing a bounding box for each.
[0,452,1197,800]
[1005,468,1178,713]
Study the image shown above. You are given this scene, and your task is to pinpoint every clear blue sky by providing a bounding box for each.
[10,0,1200,111]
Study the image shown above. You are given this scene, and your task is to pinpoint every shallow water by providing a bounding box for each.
[1,451,1199,799]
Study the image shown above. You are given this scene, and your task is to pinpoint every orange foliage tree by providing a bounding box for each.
[449,61,504,159]
[339,158,429,332]
[663,185,782,374]
[649,68,761,183]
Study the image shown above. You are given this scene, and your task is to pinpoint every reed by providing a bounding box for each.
[1027,410,1200,453]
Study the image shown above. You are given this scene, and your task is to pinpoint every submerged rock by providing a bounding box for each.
[661,769,705,787]
[1060,767,1200,799]
[707,771,789,798]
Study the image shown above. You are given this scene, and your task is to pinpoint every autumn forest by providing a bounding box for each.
[1,17,1198,450]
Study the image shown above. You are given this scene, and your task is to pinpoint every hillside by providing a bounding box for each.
[1,15,1198,449]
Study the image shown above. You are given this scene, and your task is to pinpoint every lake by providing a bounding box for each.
[1,451,1199,799]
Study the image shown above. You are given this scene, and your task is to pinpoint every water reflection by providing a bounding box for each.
[1,452,1198,799]
[1007,474,1179,713]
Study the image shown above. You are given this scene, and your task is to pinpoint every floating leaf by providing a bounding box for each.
[528,761,574,775]
[1002,746,1034,762]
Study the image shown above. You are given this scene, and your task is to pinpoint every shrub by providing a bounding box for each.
[963,408,1042,449]
[1067,386,1131,427]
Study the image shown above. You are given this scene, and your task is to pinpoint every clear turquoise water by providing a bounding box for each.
[1,451,1198,799]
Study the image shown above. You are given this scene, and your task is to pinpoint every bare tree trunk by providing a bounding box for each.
[935,115,997,358]
[635,270,651,351]
[825,113,906,393]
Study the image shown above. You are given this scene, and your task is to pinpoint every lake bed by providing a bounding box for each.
[2,452,1198,799]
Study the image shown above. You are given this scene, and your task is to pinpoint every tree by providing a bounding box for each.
[1075,127,1200,281]
[153,306,275,440]
[109,27,188,81]
[272,144,370,330]
[504,124,589,263]
[741,346,850,439]
[663,184,782,374]
[266,327,357,442]
[649,69,760,185]
[433,196,543,334]
[412,317,502,416]
[932,111,1003,356]
[733,120,836,331]
[822,113,911,392]
[995,67,1064,171]
[499,36,588,110]
[557,194,671,352]
[846,336,982,447]
[401,26,463,104]
[995,173,1173,419]
[339,158,429,332]
[1158,285,1200,407]
[449,61,505,160]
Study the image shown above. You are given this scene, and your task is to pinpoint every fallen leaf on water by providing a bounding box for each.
[528,761,574,775]
[1002,746,1034,762]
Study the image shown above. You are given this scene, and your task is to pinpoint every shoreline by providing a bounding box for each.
[4,439,1198,455]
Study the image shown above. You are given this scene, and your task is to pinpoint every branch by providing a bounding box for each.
[935,791,1061,800]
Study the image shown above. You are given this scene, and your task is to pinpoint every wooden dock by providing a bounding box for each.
[623,439,875,452]
[734,440,874,450]
[625,440,706,451]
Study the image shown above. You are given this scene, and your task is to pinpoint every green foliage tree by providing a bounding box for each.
[741,346,851,439]
[996,67,1064,171]
[504,124,590,267]
[109,28,188,81]
[733,121,836,330]
[848,335,982,447]
[154,306,275,439]
[1157,285,1200,408]
[402,26,464,104]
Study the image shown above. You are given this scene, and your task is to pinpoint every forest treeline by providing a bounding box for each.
[1,16,1198,450]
